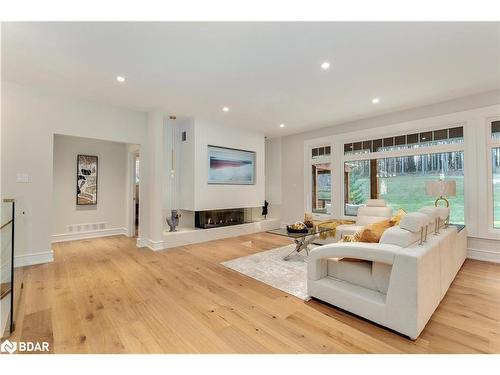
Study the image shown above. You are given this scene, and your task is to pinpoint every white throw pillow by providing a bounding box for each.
[399,212,428,233]
[380,226,420,247]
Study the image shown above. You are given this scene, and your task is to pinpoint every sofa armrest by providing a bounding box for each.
[307,242,402,281]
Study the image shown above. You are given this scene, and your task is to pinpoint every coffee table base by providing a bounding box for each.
[283,234,318,261]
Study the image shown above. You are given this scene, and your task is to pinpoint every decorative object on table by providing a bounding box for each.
[267,226,332,260]
[166,209,181,232]
[261,200,269,219]
[303,213,314,228]
[207,145,256,185]
[425,179,456,207]
[76,155,98,205]
[286,221,309,233]
[316,219,355,240]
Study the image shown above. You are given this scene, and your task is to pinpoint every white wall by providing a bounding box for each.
[1,82,149,264]
[277,91,500,262]
[175,118,265,212]
[177,118,196,211]
[264,137,282,219]
[52,135,129,237]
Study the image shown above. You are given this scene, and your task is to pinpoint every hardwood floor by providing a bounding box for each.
[10,233,500,353]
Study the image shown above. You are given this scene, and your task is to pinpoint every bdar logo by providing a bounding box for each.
[1,339,17,354]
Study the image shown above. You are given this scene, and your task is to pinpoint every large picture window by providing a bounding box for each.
[342,125,466,224]
[491,120,500,228]
[378,152,464,224]
[311,163,332,214]
[493,147,500,228]
[344,160,370,215]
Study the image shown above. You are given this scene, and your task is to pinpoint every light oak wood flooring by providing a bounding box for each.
[8,233,500,353]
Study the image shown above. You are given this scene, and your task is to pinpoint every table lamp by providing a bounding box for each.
[425,180,456,207]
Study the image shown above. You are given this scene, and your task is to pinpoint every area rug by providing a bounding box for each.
[221,245,312,301]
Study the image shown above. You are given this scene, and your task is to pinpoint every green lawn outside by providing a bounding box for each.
[320,173,500,227]
[347,175,466,224]
[378,175,465,224]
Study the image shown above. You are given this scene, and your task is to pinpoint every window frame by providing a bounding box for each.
[486,117,500,232]
[340,124,466,221]
[304,138,334,220]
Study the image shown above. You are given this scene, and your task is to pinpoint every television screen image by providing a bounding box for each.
[207,145,255,185]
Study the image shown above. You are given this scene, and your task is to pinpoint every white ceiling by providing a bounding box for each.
[2,22,499,136]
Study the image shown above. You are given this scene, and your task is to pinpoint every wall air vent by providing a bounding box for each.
[66,222,106,233]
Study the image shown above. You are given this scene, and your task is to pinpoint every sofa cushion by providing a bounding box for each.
[327,259,375,291]
[355,206,393,226]
[372,262,392,294]
[399,212,428,233]
[435,206,450,221]
[327,258,392,294]
[418,207,438,227]
[379,226,420,247]
[366,199,387,207]
[335,224,364,238]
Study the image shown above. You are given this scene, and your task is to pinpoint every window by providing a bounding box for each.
[493,147,500,228]
[312,146,331,159]
[343,125,466,223]
[344,125,464,155]
[344,160,370,215]
[378,151,464,224]
[491,121,500,228]
[312,163,332,214]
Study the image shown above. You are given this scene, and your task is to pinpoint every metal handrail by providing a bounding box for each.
[0,219,13,231]
[1,198,15,336]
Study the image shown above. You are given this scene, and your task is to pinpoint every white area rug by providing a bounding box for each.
[221,245,312,300]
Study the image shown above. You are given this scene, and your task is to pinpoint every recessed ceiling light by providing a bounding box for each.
[116,76,126,83]
[279,123,285,128]
[372,97,380,104]
[321,61,331,70]
[222,107,229,112]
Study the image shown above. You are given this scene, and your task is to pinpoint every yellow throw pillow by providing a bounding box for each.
[390,208,407,226]
[357,219,394,243]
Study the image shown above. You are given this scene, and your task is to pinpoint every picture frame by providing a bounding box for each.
[207,145,256,185]
[76,154,98,205]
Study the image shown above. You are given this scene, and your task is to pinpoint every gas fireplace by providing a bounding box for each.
[194,208,247,229]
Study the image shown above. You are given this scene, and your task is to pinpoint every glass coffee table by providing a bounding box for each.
[267,226,333,261]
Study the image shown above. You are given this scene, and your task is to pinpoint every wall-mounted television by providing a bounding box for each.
[207,145,256,185]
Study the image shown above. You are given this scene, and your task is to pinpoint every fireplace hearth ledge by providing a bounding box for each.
[157,218,281,250]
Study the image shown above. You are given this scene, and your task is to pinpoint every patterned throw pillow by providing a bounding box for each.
[390,208,407,226]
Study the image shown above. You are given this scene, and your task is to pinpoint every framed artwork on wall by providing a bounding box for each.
[207,145,256,185]
[77,154,98,205]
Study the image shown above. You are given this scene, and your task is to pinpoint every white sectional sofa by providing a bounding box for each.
[335,199,393,241]
[307,208,467,339]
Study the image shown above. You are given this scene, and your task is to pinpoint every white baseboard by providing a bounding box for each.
[467,248,500,263]
[136,238,165,251]
[136,237,147,247]
[52,227,128,243]
[14,250,54,267]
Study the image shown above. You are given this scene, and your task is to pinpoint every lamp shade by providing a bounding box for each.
[425,180,456,197]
